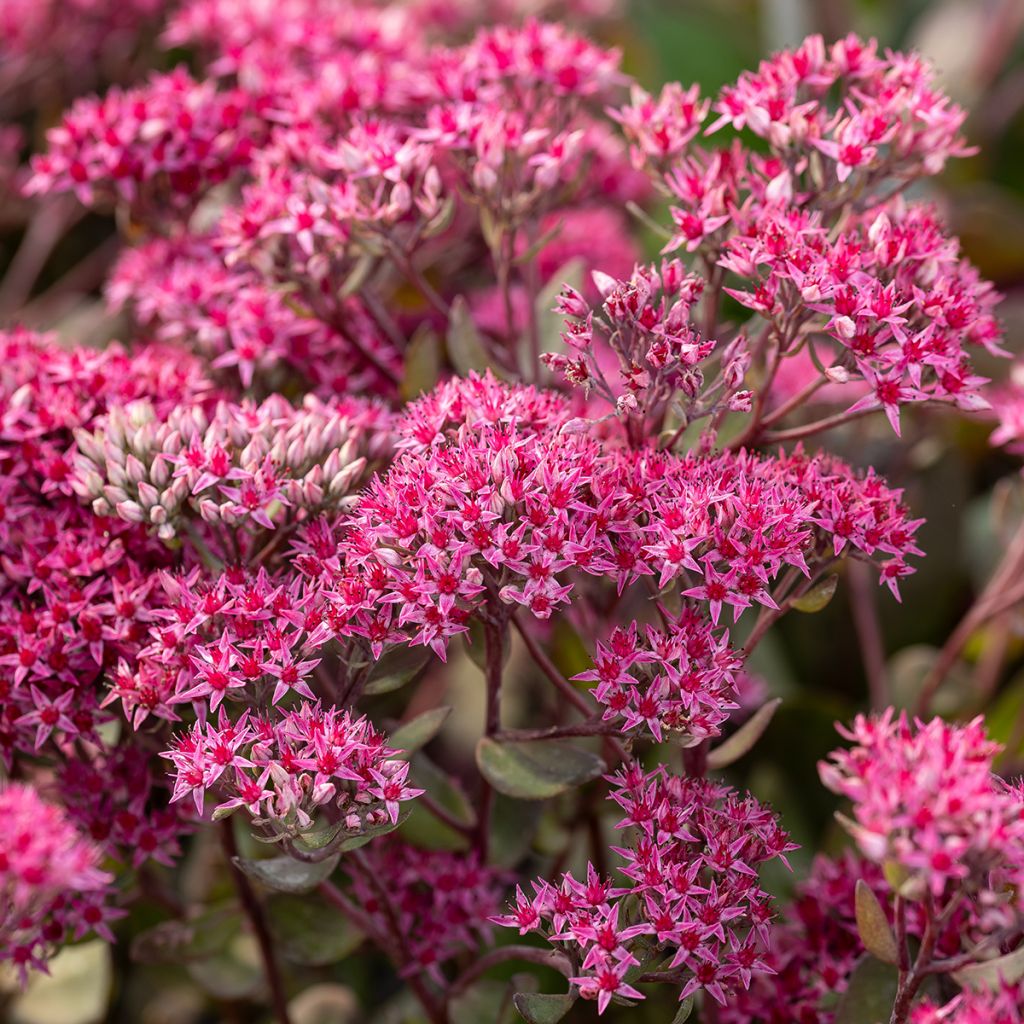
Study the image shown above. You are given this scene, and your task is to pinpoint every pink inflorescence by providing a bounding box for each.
[0,782,114,979]
[820,712,1024,921]
[163,702,421,835]
[495,764,796,1012]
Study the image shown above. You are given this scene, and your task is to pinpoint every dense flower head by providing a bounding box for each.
[911,985,1024,1024]
[26,68,265,216]
[107,234,399,394]
[718,203,1000,434]
[707,35,973,180]
[722,850,973,1024]
[495,764,795,1012]
[820,711,1024,924]
[575,611,741,742]
[164,0,426,114]
[163,701,421,838]
[0,782,113,978]
[72,393,387,541]
[989,361,1024,456]
[327,374,922,666]
[352,840,506,981]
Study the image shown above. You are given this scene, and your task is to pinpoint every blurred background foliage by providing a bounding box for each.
[4,1,1024,1022]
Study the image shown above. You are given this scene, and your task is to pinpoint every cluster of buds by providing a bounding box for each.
[72,395,386,540]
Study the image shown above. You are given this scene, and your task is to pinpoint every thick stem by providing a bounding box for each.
[220,823,293,1024]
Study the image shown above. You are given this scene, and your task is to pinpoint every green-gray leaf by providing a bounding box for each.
[833,955,898,1024]
[447,296,493,376]
[390,706,451,758]
[672,995,696,1023]
[953,945,1024,991]
[476,738,605,800]
[365,646,433,695]
[855,880,899,965]
[791,573,839,613]
[512,991,575,1024]
[233,854,340,894]
[265,894,364,966]
[707,698,782,770]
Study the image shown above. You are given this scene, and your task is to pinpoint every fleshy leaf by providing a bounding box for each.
[512,991,575,1024]
[791,573,839,613]
[854,880,899,965]
[233,854,340,894]
[952,946,1024,991]
[476,738,605,800]
[833,955,898,1024]
[389,706,451,758]
[707,698,782,770]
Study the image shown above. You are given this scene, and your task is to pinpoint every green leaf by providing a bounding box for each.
[390,706,451,758]
[529,258,586,378]
[791,573,839,613]
[365,646,433,695]
[266,894,364,966]
[855,880,899,965]
[400,324,442,402]
[295,822,345,851]
[672,995,696,1023]
[833,955,898,1024]
[512,991,575,1024]
[706,698,782,770]
[338,253,376,299]
[447,296,492,376]
[233,854,340,894]
[490,794,543,869]
[953,945,1024,991]
[476,738,605,800]
[399,752,475,851]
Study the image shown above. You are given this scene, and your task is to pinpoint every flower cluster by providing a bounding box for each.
[496,764,796,1012]
[912,985,1024,1024]
[722,850,972,1024]
[603,35,1001,441]
[547,260,749,425]
[0,782,113,980]
[26,68,264,216]
[351,840,506,981]
[164,702,420,838]
[820,712,1024,926]
[574,611,741,742]
[107,235,399,393]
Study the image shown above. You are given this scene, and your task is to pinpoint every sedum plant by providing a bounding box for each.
[1,3,1023,1023]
